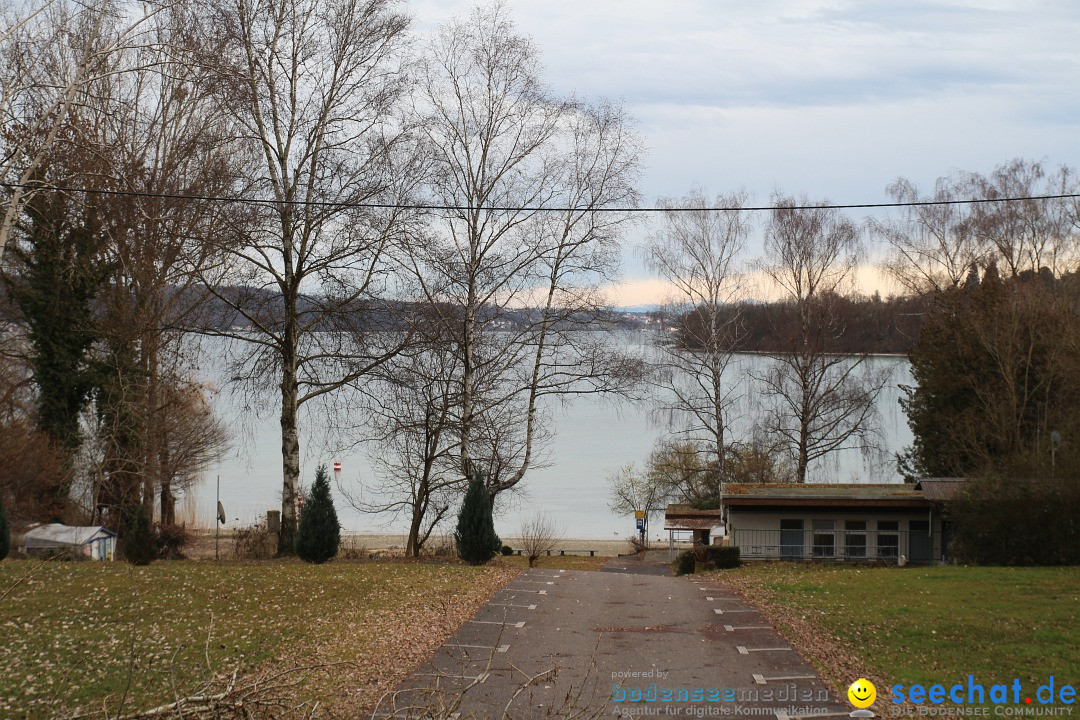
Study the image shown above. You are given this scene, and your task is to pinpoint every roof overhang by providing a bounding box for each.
[724,497,933,510]
[663,518,720,531]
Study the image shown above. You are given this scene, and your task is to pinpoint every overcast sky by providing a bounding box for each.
[411,0,1080,304]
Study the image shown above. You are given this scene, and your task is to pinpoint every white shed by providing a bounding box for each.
[21,524,117,561]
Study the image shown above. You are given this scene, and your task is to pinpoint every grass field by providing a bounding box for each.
[0,559,515,719]
[720,563,1080,704]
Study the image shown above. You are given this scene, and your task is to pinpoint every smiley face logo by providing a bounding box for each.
[848,678,876,709]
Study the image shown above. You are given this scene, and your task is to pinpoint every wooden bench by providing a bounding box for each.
[515,549,598,557]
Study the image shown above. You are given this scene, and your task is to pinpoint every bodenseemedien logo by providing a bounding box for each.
[849,678,877,718]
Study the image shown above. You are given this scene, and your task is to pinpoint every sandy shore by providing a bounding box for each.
[187,530,685,559]
[340,534,636,557]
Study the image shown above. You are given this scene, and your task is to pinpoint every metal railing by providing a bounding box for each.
[731,528,934,563]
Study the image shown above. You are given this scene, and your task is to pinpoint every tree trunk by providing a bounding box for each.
[143,326,159,514]
[460,291,476,481]
[279,337,300,555]
[406,496,425,557]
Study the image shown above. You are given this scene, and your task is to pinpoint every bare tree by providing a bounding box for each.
[873,173,986,295]
[413,2,643,505]
[155,378,229,525]
[96,2,237,522]
[758,195,889,483]
[198,0,417,551]
[0,0,159,261]
[351,332,462,557]
[517,512,562,567]
[968,159,1078,279]
[874,159,1079,295]
[606,462,669,547]
[644,189,751,470]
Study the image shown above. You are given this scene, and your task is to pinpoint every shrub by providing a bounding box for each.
[295,465,341,564]
[673,549,696,576]
[339,536,368,561]
[156,523,189,559]
[233,520,276,559]
[519,513,563,568]
[705,545,741,568]
[123,504,156,566]
[501,544,513,556]
[0,495,9,559]
[455,473,498,565]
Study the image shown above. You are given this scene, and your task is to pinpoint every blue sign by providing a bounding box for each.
[636,518,645,530]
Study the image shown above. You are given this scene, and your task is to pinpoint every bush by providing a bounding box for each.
[295,465,341,564]
[0,494,9,560]
[501,544,513,556]
[123,504,156,566]
[339,536,368,561]
[156,523,189,559]
[705,545,740,568]
[673,549,696,576]
[234,520,276,559]
[455,473,498,565]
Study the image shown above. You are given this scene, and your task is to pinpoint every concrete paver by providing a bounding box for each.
[374,560,852,719]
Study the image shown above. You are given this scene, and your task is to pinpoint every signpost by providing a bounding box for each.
[635,510,646,546]
[215,475,224,561]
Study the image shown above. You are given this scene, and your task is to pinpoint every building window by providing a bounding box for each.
[845,520,867,558]
[877,521,899,558]
[780,519,804,559]
[812,520,835,557]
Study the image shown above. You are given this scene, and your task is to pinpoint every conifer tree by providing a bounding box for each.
[0,495,10,559]
[455,473,498,565]
[123,504,155,566]
[295,465,340,564]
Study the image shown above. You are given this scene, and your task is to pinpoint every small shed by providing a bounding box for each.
[22,524,117,561]
[664,505,726,560]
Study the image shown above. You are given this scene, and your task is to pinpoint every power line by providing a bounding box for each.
[2,180,1078,213]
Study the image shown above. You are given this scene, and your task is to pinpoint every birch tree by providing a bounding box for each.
[201,0,416,551]
[758,196,889,483]
[414,2,643,504]
[644,189,751,471]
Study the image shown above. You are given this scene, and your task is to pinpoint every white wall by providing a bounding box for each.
[728,508,942,562]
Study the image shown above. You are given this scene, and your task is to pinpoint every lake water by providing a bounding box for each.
[191,336,913,541]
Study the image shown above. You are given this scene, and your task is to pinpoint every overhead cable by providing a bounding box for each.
[2,181,1078,214]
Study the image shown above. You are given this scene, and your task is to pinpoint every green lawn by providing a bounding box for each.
[0,559,514,719]
[721,564,1080,700]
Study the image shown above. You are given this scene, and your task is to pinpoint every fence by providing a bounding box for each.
[731,528,935,563]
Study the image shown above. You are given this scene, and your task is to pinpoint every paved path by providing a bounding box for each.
[374,559,851,719]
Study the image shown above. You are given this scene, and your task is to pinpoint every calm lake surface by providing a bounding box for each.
[192,335,913,541]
